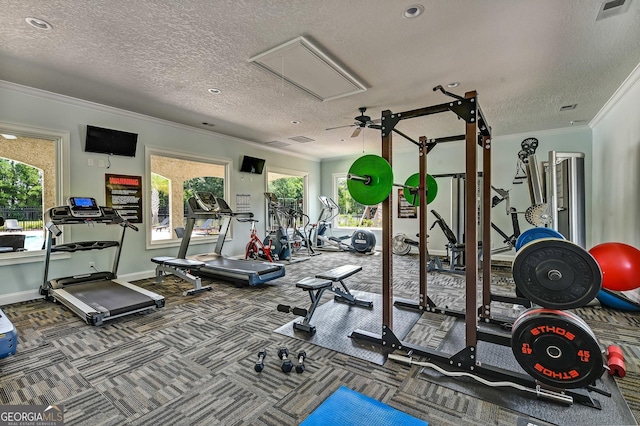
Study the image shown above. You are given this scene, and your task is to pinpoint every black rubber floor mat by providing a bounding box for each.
[420,319,637,426]
[274,291,421,365]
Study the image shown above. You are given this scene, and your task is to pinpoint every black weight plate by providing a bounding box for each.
[512,308,603,389]
[512,238,602,309]
[351,228,376,253]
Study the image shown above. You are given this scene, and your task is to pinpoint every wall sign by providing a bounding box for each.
[105,174,142,223]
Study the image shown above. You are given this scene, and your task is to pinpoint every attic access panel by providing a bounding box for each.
[249,36,366,102]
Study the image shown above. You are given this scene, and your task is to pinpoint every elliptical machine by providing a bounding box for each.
[308,196,376,254]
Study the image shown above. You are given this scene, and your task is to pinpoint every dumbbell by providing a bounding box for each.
[295,350,307,373]
[254,349,267,372]
[277,347,294,373]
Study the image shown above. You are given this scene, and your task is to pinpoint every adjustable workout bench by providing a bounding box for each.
[429,210,467,274]
[151,256,212,296]
[277,264,373,334]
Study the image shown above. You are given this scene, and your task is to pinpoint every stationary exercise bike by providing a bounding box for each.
[240,218,274,262]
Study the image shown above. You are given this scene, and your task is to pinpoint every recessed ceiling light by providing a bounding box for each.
[291,120,301,125]
[402,4,424,19]
[25,17,52,30]
[207,88,221,94]
[1,134,18,140]
[447,82,460,88]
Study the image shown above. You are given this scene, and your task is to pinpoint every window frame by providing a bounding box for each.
[0,122,70,265]
[144,146,232,250]
[266,166,309,231]
[332,172,382,231]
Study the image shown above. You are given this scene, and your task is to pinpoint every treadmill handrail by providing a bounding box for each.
[51,240,120,253]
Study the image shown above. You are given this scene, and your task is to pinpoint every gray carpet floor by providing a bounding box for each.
[0,250,638,426]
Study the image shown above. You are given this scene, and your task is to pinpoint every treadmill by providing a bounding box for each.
[178,192,285,286]
[40,197,165,325]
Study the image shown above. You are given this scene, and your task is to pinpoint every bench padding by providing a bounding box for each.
[315,264,362,281]
[296,277,332,290]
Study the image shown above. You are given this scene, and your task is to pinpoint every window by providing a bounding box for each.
[334,174,381,229]
[0,122,70,261]
[146,148,229,246]
[266,170,307,232]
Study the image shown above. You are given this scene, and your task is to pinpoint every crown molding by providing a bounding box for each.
[0,80,319,162]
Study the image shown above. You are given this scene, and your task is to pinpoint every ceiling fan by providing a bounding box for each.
[325,107,381,138]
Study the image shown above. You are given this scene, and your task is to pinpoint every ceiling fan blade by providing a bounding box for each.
[326,124,356,131]
[351,127,363,138]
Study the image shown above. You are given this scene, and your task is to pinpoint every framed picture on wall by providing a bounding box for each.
[397,188,417,219]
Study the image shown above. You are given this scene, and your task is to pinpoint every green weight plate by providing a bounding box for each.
[403,173,438,206]
[347,155,393,205]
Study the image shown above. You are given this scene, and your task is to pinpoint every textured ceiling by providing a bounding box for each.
[1,0,639,160]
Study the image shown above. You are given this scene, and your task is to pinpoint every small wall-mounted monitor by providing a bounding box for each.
[85,125,138,157]
[240,155,266,174]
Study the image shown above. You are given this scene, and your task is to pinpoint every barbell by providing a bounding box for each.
[346,155,438,206]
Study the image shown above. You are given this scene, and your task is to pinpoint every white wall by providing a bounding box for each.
[0,81,320,300]
[591,64,640,248]
[320,126,593,259]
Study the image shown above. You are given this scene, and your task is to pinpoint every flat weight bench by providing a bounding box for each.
[315,265,372,308]
[151,256,212,296]
[277,264,372,334]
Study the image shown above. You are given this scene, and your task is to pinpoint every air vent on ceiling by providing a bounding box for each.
[288,136,315,143]
[596,0,631,20]
[559,104,577,112]
[249,36,366,102]
[264,140,290,148]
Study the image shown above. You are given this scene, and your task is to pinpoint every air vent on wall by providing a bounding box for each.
[596,0,631,20]
[559,104,577,112]
[249,36,366,102]
[288,136,315,143]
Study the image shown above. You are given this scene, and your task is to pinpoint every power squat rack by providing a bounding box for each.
[349,88,608,409]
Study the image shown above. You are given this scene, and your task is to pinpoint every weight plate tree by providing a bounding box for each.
[512,238,602,309]
[512,308,604,389]
[347,154,394,205]
[403,173,438,206]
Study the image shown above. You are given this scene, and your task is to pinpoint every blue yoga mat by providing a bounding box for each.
[300,386,428,426]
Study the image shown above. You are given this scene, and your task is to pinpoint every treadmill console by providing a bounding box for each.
[68,197,102,218]
[194,192,219,212]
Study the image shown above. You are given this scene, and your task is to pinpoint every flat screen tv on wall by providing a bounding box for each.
[240,155,266,174]
[85,125,138,157]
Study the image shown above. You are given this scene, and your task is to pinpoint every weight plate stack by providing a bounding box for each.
[512,308,604,389]
[515,227,565,251]
[512,238,602,309]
